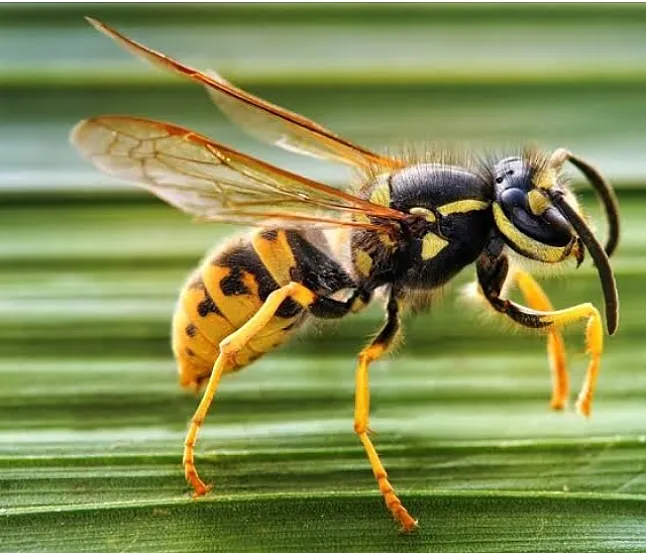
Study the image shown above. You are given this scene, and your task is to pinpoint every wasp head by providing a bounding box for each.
[491,155,583,265]
[491,151,619,335]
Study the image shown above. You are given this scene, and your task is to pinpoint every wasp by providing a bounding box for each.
[71,18,620,532]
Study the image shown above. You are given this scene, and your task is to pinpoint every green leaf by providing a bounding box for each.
[1,4,645,552]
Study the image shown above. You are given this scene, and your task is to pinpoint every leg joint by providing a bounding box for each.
[359,341,389,365]
[191,414,205,426]
[283,282,316,307]
[217,339,237,358]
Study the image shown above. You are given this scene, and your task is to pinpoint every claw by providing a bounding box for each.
[191,482,213,498]
[396,510,419,533]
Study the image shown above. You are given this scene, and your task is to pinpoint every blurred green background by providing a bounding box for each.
[1,4,646,552]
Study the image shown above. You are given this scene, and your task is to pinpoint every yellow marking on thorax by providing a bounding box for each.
[355,249,374,277]
[409,207,436,222]
[379,233,397,248]
[421,233,449,260]
[492,203,569,263]
[437,199,489,216]
[252,229,296,286]
[369,175,391,207]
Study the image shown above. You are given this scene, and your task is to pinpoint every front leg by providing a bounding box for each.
[513,271,569,410]
[476,243,604,417]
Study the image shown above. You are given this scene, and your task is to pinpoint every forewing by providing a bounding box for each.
[85,17,402,171]
[70,115,405,229]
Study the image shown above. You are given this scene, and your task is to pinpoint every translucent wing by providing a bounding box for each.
[71,115,405,230]
[85,17,403,171]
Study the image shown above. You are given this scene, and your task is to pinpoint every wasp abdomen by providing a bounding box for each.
[172,233,312,389]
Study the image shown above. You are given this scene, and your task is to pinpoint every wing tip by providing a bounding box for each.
[69,117,109,154]
[69,118,90,148]
[85,16,126,45]
[84,16,104,32]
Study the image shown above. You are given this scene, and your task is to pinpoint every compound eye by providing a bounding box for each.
[499,187,526,209]
[499,187,572,247]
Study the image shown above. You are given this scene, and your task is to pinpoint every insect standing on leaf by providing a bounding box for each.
[71,18,620,532]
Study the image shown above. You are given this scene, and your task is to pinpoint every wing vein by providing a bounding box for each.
[71,115,405,232]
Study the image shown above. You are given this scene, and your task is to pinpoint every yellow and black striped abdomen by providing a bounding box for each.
[172,233,307,389]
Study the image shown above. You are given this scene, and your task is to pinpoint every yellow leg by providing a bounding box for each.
[183,353,228,496]
[354,296,417,532]
[182,282,316,497]
[514,301,603,418]
[478,253,604,417]
[514,271,569,410]
[576,315,602,418]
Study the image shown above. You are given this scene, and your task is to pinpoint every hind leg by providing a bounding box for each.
[183,353,230,496]
[182,281,340,497]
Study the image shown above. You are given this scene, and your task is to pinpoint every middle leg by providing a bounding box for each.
[353,289,418,532]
